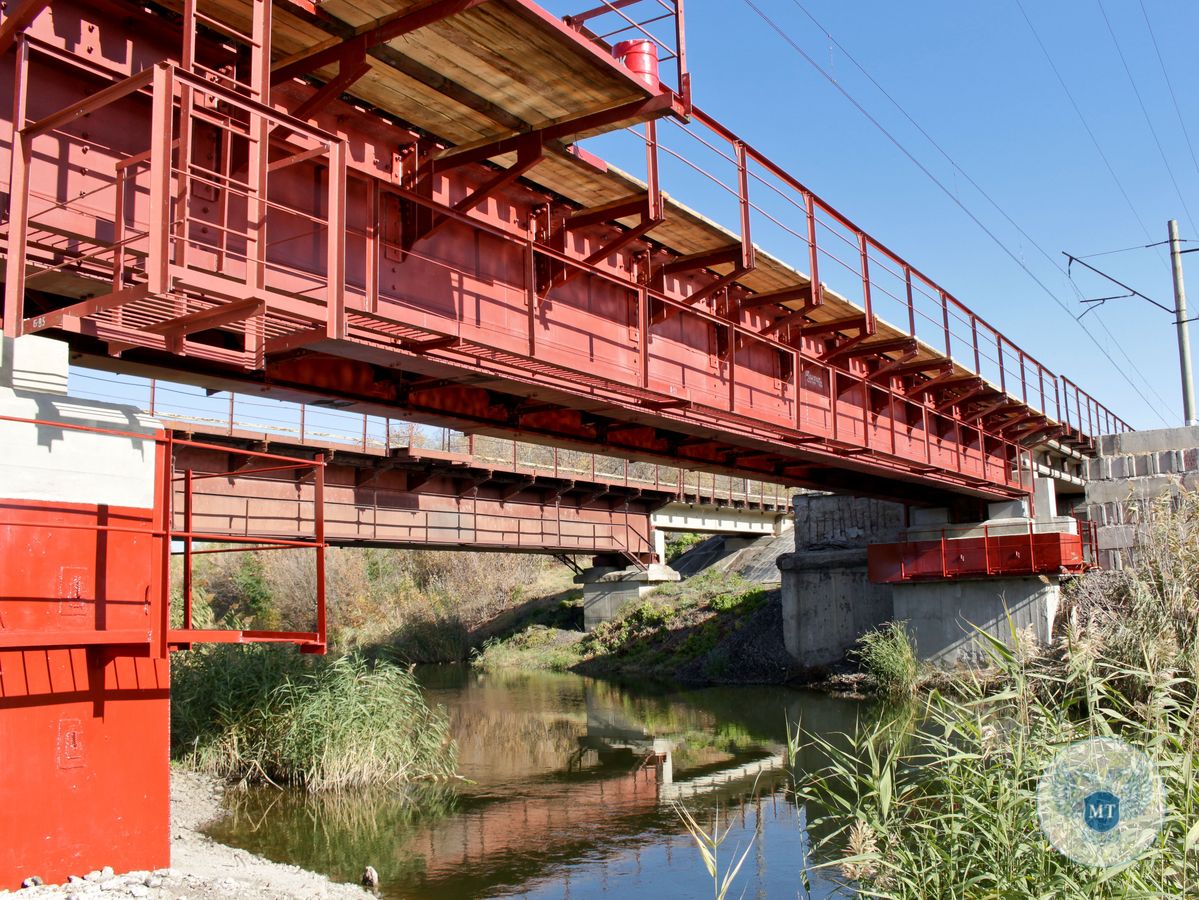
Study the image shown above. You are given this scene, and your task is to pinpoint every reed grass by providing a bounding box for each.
[793,492,1199,896]
[171,646,456,790]
[853,621,920,699]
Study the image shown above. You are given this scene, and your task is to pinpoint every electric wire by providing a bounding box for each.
[1137,0,1199,184]
[1097,0,1199,236]
[739,0,1170,425]
[791,0,1174,417]
[1015,0,1168,273]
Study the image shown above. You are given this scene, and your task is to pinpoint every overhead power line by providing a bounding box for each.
[1097,0,1199,236]
[1014,0,1167,272]
[1137,0,1199,184]
[738,0,1171,425]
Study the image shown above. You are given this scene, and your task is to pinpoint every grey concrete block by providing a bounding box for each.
[1096,524,1136,552]
[1085,475,1174,505]
[910,507,950,526]
[791,495,904,551]
[1106,426,1199,456]
[988,498,1030,519]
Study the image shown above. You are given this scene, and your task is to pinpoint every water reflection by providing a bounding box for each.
[207,667,866,898]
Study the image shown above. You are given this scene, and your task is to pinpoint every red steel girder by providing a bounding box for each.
[739,283,816,311]
[798,315,867,338]
[436,92,676,170]
[565,193,650,232]
[271,0,497,84]
[817,331,870,363]
[540,208,661,295]
[761,304,816,336]
[933,381,991,414]
[0,0,48,55]
[289,52,372,120]
[825,336,917,365]
[905,370,979,400]
[869,357,950,383]
[659,245,743,277]
[144,298,265,340]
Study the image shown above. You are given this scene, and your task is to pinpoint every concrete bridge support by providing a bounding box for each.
[893,576,1060,667]
[1080,426,1199,568]
[580,563,681,631]
[776,496,903,668]
[779,487,1073,670]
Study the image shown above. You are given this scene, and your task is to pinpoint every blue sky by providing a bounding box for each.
[573,1,1199,429]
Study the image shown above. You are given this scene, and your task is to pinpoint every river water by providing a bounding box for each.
[206,666,867,899]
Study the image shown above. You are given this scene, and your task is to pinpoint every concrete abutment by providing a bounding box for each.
[779,491,1066,670]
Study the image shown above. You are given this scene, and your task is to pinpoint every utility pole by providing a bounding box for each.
[1169,219,1197,426]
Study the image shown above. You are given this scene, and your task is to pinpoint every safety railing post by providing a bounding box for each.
[314,454,327,647]
[940,291,951,357]
[183,468,194,629]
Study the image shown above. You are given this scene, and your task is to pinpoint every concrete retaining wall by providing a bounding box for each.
[893,576,1060,667]
[1081,425,1199,568]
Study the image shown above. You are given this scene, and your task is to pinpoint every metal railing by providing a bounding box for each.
[565,0,689,105]
[70,369,795,512]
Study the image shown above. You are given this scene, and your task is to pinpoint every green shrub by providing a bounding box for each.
[171,646,456,790]
[853,621,919,698]
[665,532,708,562]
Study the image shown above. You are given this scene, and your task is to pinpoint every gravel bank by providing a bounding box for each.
[1,770,369,900]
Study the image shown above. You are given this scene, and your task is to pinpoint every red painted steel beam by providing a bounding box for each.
[798,315,867,338]
[435,92,675,169]
[825,336,917,365]
[933,381,991,414]
[739,283,816,310]
[565,193,649,231]
[905,370,978,400]
[290,54,372,120]
[145,299,265,339]
[659,245,741,276]
[818,332,870,363]
[975,398,1025,422]
[685,267,750,312]
[760,306,814,336]
[271,0,497,84]
[869,357,951,382]
[0,0,49,55]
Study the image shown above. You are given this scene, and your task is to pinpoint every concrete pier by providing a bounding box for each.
[893,575,1060,667]
[777,548,892,669]
[779,488,1070,670]
[580,563,681,630]
[776,495,903,669]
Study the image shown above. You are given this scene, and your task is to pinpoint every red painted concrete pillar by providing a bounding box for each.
[0,338,170,888]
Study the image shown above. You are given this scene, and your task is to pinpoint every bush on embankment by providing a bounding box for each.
[171,645,456,790]
[473,570,801,683]
[797,491,1199,897]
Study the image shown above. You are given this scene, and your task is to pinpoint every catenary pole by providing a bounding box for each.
[1169,219,1196,425]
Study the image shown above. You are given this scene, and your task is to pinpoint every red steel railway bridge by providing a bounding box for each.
[0,0,1127,887]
